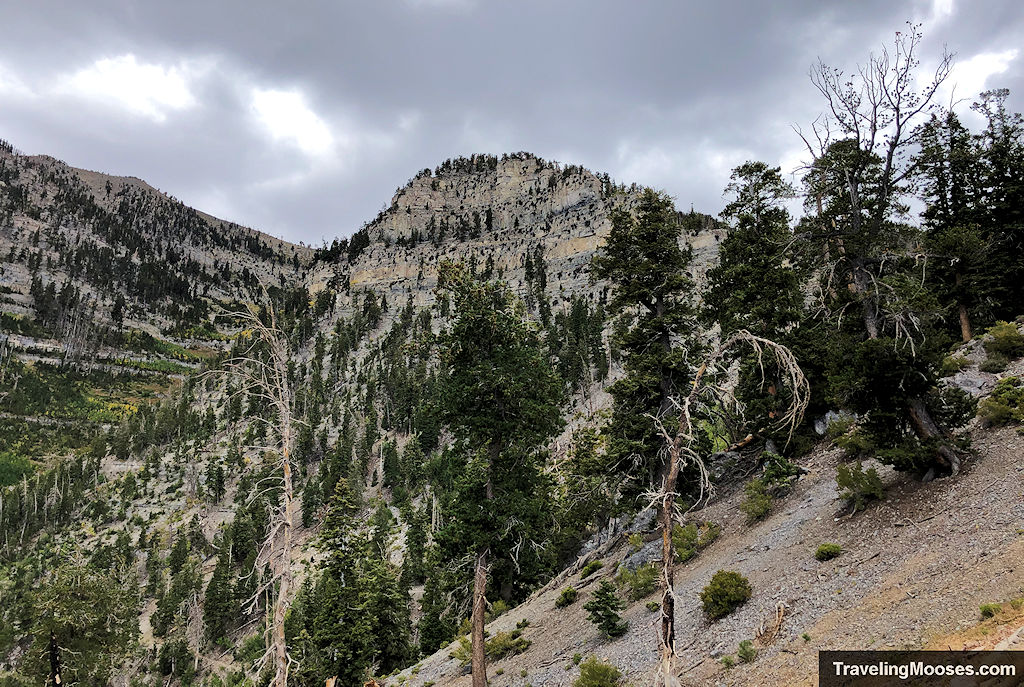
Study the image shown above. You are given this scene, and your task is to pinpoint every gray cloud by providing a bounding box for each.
[1,0,1022,244]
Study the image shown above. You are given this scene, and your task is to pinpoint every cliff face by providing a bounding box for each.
[312,153,725,312]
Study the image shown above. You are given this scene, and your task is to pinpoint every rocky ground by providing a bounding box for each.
[390,422,1024,687]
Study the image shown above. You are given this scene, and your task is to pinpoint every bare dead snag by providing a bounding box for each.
[649,331,808,685]
[207,286,297,687]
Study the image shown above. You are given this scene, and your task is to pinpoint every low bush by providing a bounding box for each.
[939,355,970,377]
[978,377,1024,427]
[836,461,884,513]
[617,562,658,600]
[555,586,578,608]
[580,559,603,578]
[815,543,842,561]
[740,478,772,522]
[980,603,1001,619]
[672,520,720,563]
[980,354,1009,373]
[573,656,624,687]
[984,321,1024,358]
[737,639,758,663]
[700,570,752,619]
[485,629,530,660]
[762,453,801,488]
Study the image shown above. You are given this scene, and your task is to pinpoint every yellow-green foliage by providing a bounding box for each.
[814,543,842,561]
[555,586,578,608]
[978,376,1024,426]
[672,520,720,562]
[617,562,658,600]
[740,478,772,522]
[485,629,530,660]
[700,570,752,619]
[449,629,531,665]
[939,354,970,377]
[984,321,1024,358]
[572,656,624,687]
[580,559,603,578]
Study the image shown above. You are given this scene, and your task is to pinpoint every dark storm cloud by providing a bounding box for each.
[1,0,1022,244]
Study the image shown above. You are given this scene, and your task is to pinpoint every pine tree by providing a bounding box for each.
[203,554,234,642]
[401,505,428,586]
[591,189,704,495]
[417,554,453,656]
[434,263,563,687]
[583,580,628,638]
[361,556,413,673]
[706,162,805,448]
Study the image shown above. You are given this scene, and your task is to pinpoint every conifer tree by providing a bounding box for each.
[203,554,234,642]
[591,189,704,494]
[435,263,563,687]
[583,580,627,638]
[706,162,805,449]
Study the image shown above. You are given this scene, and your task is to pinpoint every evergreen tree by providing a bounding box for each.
[705,162,805,449]
[583,580,628,638]
[417,553,454,656]
[591,189,704,494]
[24,563,139,686]
[203,554,234,642]
[434,262,563,687]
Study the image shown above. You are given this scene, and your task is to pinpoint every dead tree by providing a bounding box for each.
[208,291,298,687]
[648,331,808,685]
[795,25,961,474]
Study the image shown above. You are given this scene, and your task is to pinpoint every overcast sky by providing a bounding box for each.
[1,0,1022,245]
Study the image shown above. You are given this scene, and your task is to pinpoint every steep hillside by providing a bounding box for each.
[2,139,1023,687]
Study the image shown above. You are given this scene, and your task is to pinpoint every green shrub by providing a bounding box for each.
[740,478,772,522]
[980,603,1001,619]
[980,354,1009,373]
[833,427,875,456]
[573,656,624,687]
[979,398,1014,426]
[584,580,628,638]
[700,570,752,619]
[672,520,720,563]
[580,559,604,578]
[645,601,660,612]
[762,453,801,488]
[836,461,884,513]
[628,532,643,551]
[814,543,842,561]
[984,321,1024,358]
[737,639,758,663]
[939,355,970,377]
[720,655,735,669]
[978,376,1024,426]
[485,629,530,660]
[450,629,531,665]
[617,562,658,600]
[556,586,579,608]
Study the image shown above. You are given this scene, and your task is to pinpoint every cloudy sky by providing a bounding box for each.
[1,0,1022,245]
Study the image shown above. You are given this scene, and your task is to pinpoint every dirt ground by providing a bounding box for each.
[391,424,1024,687]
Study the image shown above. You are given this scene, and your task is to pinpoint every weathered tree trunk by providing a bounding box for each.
[955,273,972,342]
[471,548,489,687]
[272,437,294,687]
[958,304,973,343]
[907,397,960,476]
[48,630,61,687]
